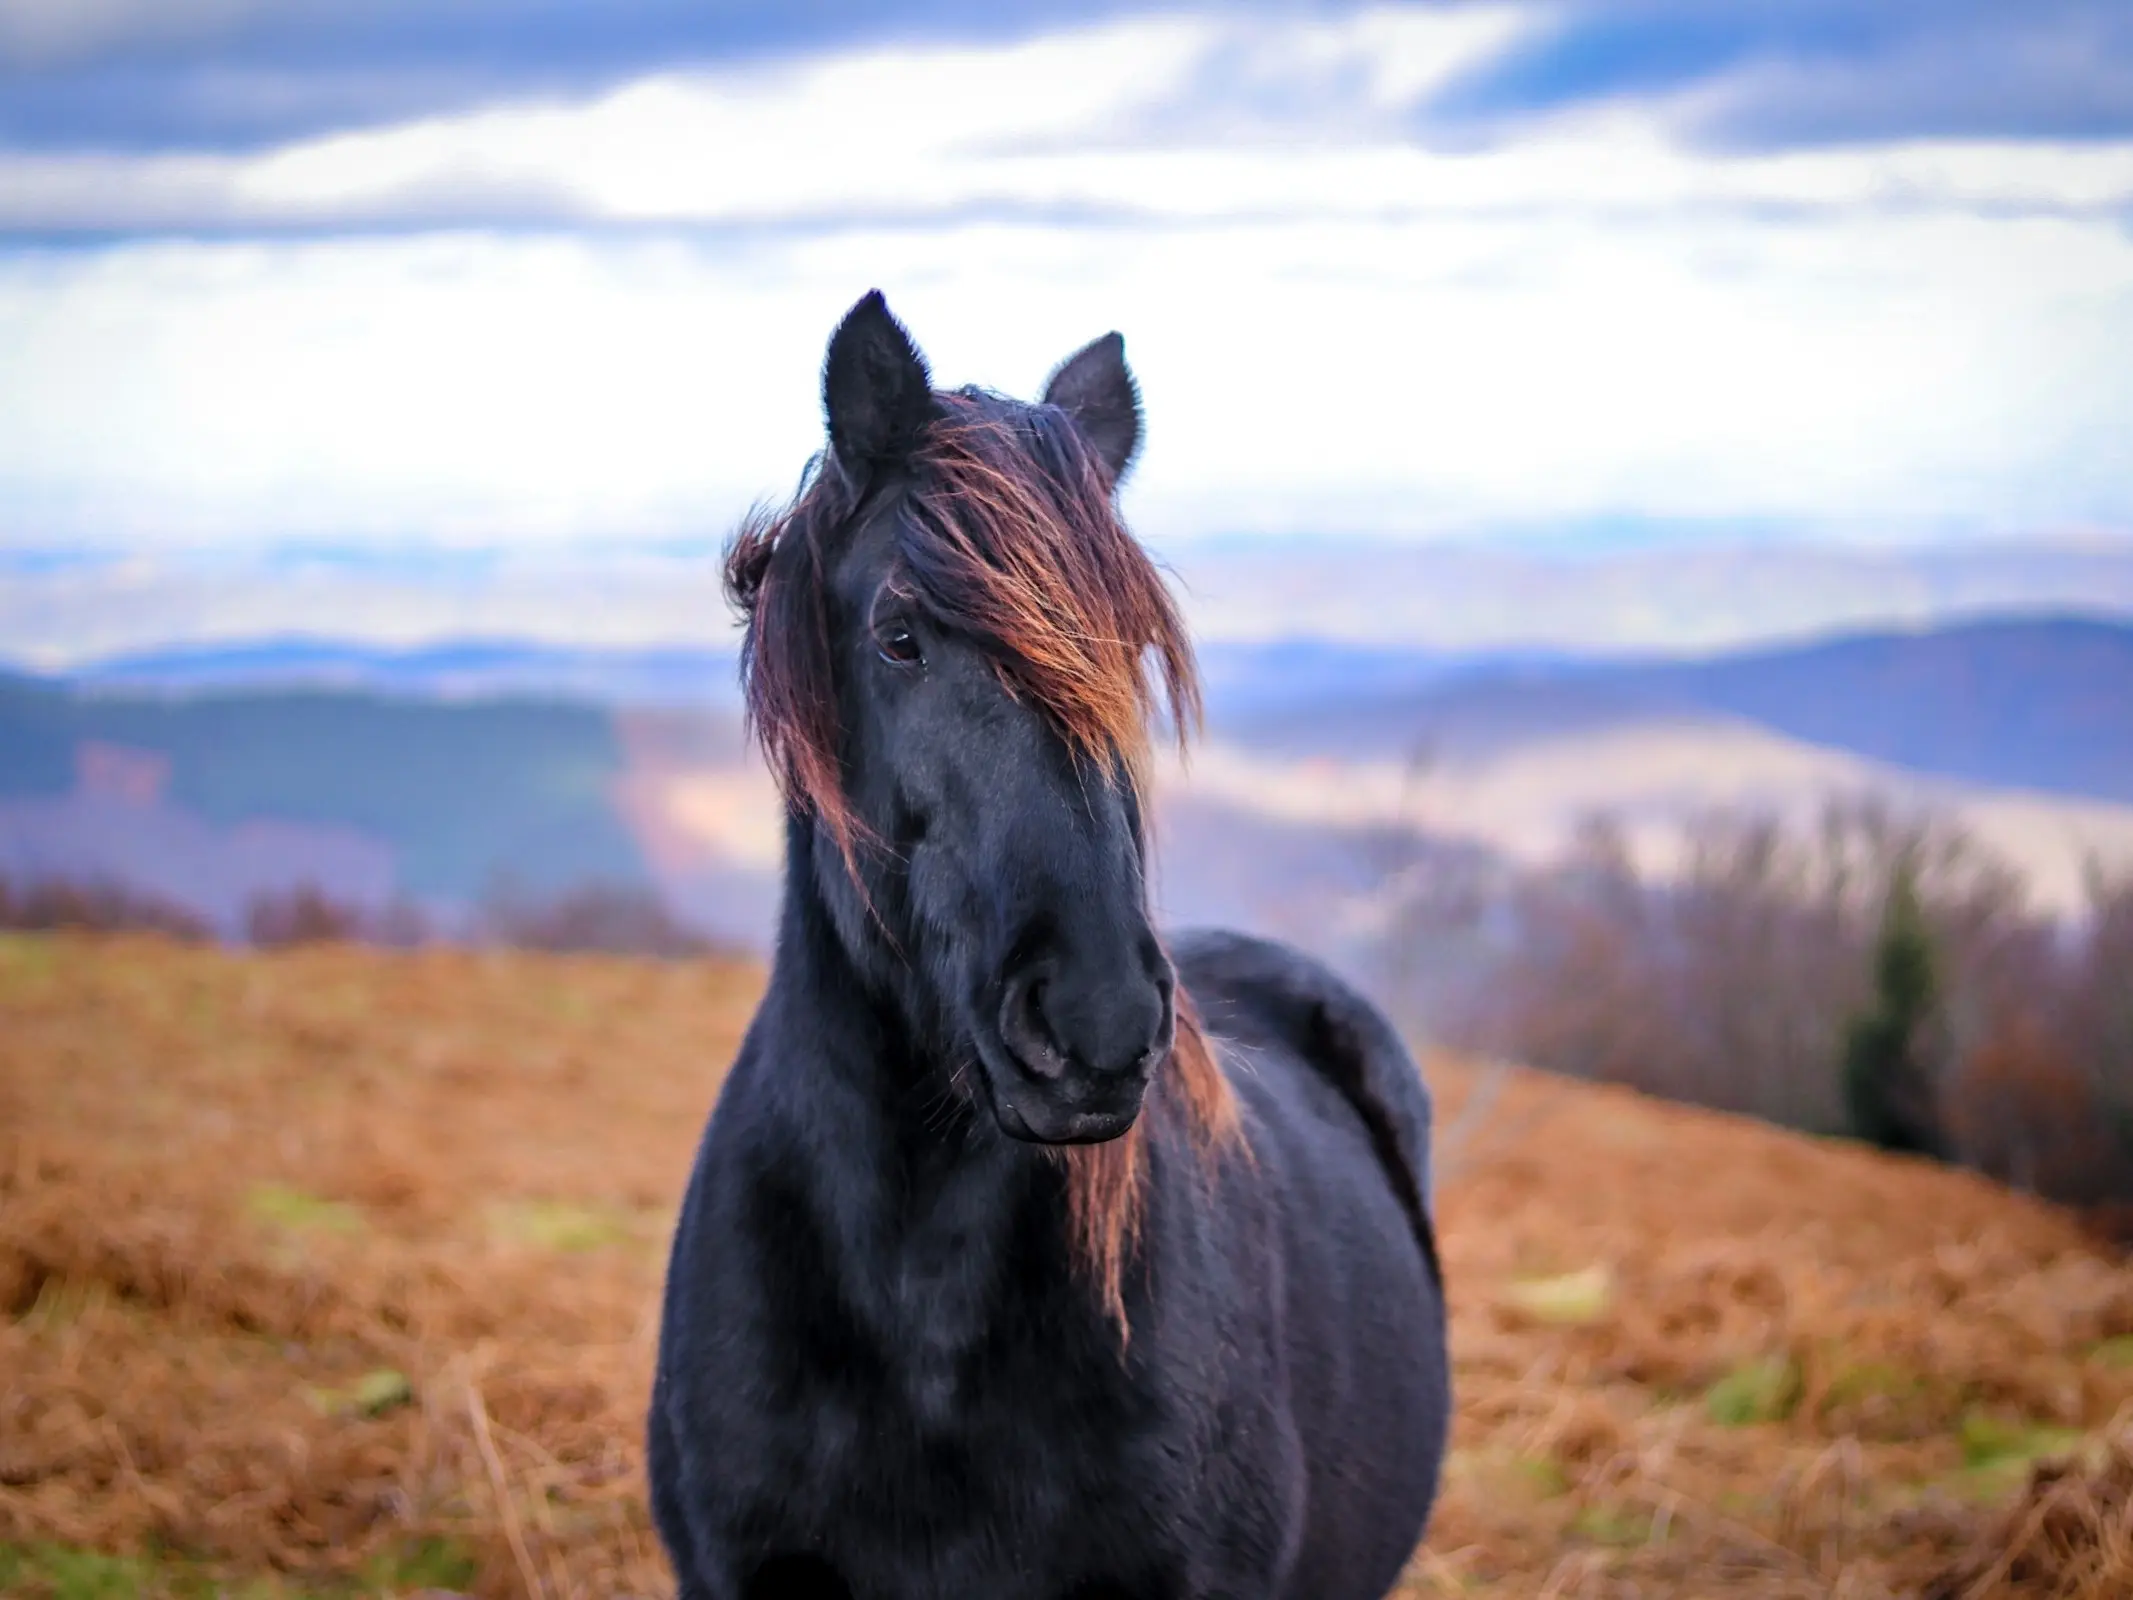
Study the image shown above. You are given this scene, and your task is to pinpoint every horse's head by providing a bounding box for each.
[730,291,1205,1149]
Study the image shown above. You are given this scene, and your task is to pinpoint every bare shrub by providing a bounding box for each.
[2069,864,2133,1118]
[1938,863,2133,1204]
[476,879,713,958]
[1441,799,2035,1127]
[244,884,370,947]
[241,885,434,950]
[1945,1013,2120,1201]
[1420,798,2133,1206]
[0,873,212,942]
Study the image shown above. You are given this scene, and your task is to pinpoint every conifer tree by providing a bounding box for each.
[1843,867,1942,1154]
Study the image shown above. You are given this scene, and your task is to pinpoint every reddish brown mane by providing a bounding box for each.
[725,388,1239,1324]
[1061,987,1240,1330]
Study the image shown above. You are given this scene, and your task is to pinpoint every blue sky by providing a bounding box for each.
[2,0,2131,554]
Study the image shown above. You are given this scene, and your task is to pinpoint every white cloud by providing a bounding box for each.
[7,8,2133,233]
[1,5,2131,549]
[0,0,263,68]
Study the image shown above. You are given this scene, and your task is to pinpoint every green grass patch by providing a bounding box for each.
[1815,1358,1942,1434]
[1569,1503,1659,1548]
[1446,1447,1572,1499]
[488,1198,634,1253]
[1705,1356,1801,1427]
[1959,1410,2084,1468]
[2087,1335,2133,1369]
[0,1537,480,1600]
[1932,1409,2090,1501]
[245,1184,362,1236]
[356,1536,479,1595]
[13,1276,112,1333]
[303,1367,414,1420]
[537,985,595,1022]
[1510,1453,1573,1499]
[0,931,58,985]
[1501,1265,1613,1326]
[1822,1360,1925,1406]
[0,1543,150,1600]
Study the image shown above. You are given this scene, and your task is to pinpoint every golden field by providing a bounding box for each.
[4,934,2133,1598]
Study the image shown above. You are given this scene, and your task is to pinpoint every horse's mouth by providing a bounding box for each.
[969,993,1151,1146]
[989,1085,1141,1146]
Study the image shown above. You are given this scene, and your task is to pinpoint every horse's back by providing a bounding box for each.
[1172,927,1450,1598]
[1173,928,1438,1261]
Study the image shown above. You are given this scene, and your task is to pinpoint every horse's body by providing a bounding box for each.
[650,293,1448,1600]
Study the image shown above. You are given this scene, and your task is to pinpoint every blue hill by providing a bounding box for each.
[1224,613,2133,807]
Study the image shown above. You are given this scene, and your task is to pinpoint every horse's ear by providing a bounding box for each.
[823,289,935,474]
[1042,331,1141,487]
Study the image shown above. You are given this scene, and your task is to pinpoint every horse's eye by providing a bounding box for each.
[875,618,923,668]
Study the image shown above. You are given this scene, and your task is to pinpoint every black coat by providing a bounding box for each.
[649,909,1450,1600]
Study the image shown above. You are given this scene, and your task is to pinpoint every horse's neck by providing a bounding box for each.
[764,854,1048,1351]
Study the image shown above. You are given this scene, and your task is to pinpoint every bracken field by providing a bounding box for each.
[5,934,2133,1599]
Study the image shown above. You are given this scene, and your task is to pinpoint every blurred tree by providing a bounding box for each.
[476,878,712,958]
[245,883,365,947]
[0,872,210,941]
[1842,867,1943,1155]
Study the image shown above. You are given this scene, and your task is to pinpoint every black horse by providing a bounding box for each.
[649,290,1449,1600]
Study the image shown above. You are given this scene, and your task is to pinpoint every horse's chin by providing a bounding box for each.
[992,1098,1140,1146]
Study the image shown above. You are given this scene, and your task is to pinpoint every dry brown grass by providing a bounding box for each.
[4,933,2133,1598]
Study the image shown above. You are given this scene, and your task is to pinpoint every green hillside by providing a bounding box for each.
[0,674,646,899]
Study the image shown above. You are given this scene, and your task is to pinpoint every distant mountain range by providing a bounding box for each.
[7,535,2130,668]
[70,638,745,708]
[1602,616,2133,806]
[1187,614,2133,938]
[1166,537,2133,653]
[4,612,2131,948]
[63,634,1567,715]
[1225,614,2133,807]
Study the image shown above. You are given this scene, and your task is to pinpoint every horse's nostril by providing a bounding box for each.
[1140,995,1175,1071]
[1000,967,1068,1080]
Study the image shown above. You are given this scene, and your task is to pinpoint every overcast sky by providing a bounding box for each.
[2,0,2130,554]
